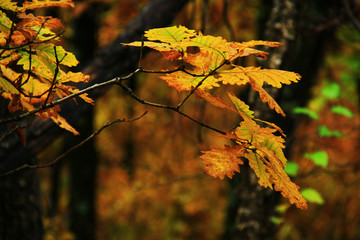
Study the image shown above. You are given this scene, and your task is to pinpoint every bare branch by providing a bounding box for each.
[0,111,148,177]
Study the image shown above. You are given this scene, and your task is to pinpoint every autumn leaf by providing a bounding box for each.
[245,151,272,188]
[227,92,254,119]
[195,89,236,112]
[0,0,17,11]
[144,25,196,43]
[201,145,244,180]
[159,71,221,92]
[20,0,75,11]
[50,115,79,135]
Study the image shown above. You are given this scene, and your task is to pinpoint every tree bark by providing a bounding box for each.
[224,1,298,239]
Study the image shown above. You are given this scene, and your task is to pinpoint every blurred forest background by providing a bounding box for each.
[1,0,360,240]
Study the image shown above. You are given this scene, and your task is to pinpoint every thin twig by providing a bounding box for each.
[0,111,147,177]
[342,0,360,33]
[0,69,140,124]
[176,60,227,109]
[117,81,226,135]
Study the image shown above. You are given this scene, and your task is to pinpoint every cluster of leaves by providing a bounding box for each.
[0,0,92,137]
[126,26,307,209]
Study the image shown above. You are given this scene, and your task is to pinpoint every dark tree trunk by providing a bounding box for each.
[224,1,298,239]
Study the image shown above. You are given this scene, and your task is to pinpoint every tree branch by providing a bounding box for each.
[0,111,147,177]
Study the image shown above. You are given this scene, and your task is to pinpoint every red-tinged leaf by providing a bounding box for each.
[183,48,213,74]
[249,80,286,116]
[227,92,254,119]
[17,13,64,30]
[195,89,236,112]
[201,145,244,180]
[20,0,75,11]
[11,31,28,46]
[239,48,269,59]
[227,41,282,60]
[159,71,221,92]
[50,115,79,135]
[160,50,182,61]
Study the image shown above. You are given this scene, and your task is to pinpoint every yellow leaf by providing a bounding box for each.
[259,146,308,210]
[0,0,17,11]
[59,71,90,83]
[227,92,254,119]
[159,71,221,92]
[20,0,75,11]
[249,80,286,116]
[51,115,79,135]
[201,146,244,180]
[144,25,196,43]
[245,151,272,188]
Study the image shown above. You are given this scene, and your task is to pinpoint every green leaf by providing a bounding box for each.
[284,162,299,176]
[304,151,328,167]
[301,188,324,204]
[293,107,319,120]
[331,105,354,118]
[318,125,344,137]
[0,10,12,31]
[144,25,196,43]
[227,92,254,119]
[0,76,20,94]
[0,1,17,12]
[322,82,340,99]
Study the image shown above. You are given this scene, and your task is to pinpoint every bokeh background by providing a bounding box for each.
[10,0,360,239]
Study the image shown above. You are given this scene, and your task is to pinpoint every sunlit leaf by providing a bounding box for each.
[284,162,299,177]
[0,77,20,94]
[227,92,254,119]
[159,71,221,92]
[293,107,319,120]
[331,105,354,118]
[304,151,328,167]
[318,125,344,137]
[144,25,196,43]
[301,188,324,204]
[195,89,235,112]
[0,10,13,31]
[201,146,244,180]
[322,82,340,99]
[20,0,75,11]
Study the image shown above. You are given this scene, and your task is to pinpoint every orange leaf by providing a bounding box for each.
[159,71,221,92]
[249,80,286,116]
[201,145,244,180]
[20,0,75,10]
[195,89,236,112]
[51,115,79,135]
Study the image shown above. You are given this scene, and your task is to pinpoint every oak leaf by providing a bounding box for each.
[201,146,244,180]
